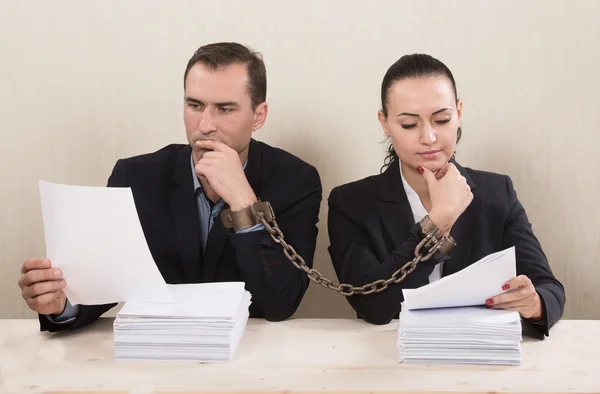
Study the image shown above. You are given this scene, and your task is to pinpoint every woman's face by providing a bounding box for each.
[378,76,462,173]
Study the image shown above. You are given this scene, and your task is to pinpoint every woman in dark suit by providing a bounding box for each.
[327,54,565,338]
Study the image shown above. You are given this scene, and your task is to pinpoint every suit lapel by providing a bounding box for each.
[443,162,486,276]
[375,161,416,250]
[374,159,486,277]
[170,145,203,282]
[244,139,263,198]
[201,139,264,282]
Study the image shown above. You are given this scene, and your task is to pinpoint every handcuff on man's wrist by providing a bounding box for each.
[220,200,274,230]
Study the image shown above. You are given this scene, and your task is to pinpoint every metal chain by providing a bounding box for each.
[256,213,441,297]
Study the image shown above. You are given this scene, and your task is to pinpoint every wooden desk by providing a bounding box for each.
[1,318,599,394]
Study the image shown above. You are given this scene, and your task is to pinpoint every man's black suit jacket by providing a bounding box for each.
[40,139,322,331]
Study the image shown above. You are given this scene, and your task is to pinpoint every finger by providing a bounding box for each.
[465,189,473,203]
[200,151,222,160]
[196,157,219,166]
[20,268,62,287]
[445,163,458,174]
[502,275,532,291]
[19,269,59,288]
[490,300,530,310]
[195,139,217,151]
[487,285,535,305]
[194,160,217,176]
[195,139,228,152]
[22,258,51,274]
[435,163,450,179]
[490,299,528,311]
[28,291,63,310]
[420,166,437,188]
[23,279,66,299]
[491,305,525,313]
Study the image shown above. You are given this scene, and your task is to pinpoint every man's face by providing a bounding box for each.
[184,62,267,164]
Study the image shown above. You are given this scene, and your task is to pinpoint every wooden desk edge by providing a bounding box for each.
[40,391,600,394]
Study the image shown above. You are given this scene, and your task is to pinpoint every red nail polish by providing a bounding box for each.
[485,299,494,305]
[417,165,424,175]
[502,284,510,291]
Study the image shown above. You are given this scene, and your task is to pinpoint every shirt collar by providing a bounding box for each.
[399,160,429,220]
[399,160,418,197]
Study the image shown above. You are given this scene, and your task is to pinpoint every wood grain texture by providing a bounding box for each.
[1,0,598,320]
[33,391,600,394]
[1,318,599,393]
[39,391,597,394]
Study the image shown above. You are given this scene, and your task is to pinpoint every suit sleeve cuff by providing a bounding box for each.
[524,289,550,338]
[46,299,80,324]
[234,224,265,233]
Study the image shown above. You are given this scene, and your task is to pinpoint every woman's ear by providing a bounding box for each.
[378,110,390,137]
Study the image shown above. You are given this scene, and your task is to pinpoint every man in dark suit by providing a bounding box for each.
[18,42,322,331]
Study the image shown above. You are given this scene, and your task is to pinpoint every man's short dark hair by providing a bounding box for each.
[184,42,267,110]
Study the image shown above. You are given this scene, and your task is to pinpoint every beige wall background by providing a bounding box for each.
[1,0,599,320]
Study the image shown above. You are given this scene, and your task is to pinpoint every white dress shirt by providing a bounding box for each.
[399,161,443,283]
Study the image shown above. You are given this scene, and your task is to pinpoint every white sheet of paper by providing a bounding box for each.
[118,282,250,318]
[400,305,521,325]
[39,180,173,305]
[402,247,516,310]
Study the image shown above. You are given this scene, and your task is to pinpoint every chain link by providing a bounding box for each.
[256,213,438,297]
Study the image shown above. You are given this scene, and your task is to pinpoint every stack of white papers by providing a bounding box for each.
[398,306,522,365]
[398,247,522,365]
[114,282,251,362]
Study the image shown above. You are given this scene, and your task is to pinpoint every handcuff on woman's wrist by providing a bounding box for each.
[417,215,457,257]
